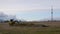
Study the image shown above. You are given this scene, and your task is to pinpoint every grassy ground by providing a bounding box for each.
[0,22,60,34]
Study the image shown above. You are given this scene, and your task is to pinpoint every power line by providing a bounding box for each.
[51,6,53,21]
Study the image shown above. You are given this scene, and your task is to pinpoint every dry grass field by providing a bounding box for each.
[0,21,60,34]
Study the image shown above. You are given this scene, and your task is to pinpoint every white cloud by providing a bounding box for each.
[0,0,60,15]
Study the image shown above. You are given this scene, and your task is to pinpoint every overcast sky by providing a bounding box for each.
[0,0,60,21]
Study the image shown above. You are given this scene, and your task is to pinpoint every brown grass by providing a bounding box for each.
[0,21,60,34]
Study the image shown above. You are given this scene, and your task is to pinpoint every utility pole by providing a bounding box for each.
[51,6,53,21]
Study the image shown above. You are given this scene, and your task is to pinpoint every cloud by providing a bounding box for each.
[0,0,60,15]
[0,12,16,21]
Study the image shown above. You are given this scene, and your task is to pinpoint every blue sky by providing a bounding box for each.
[0,0,60,21]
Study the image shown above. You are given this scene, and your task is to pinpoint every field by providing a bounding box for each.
[0,21,60,34]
